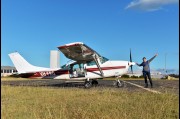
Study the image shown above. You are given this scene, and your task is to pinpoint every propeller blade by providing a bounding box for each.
[130,48,133,74]
[131,65,133,74]
[130,48,132,62]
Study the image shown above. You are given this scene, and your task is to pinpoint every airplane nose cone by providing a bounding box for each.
[128,62,135,66]
[131,62,135,65]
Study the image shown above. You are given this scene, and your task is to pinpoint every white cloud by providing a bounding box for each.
[125,0,179,11]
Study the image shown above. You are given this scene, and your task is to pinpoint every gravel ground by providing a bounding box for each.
[1,78,179,95]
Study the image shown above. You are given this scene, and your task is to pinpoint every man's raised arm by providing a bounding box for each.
[136,62,142,66]
[149,54,158,63]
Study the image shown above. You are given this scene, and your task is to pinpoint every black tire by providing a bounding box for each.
[116,81,124,88]
[84,81,92,88]
[91,80,98,87]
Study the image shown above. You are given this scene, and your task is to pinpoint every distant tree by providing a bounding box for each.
[169,74,179,78]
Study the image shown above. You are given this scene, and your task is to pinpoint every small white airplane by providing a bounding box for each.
[9,42,135,88]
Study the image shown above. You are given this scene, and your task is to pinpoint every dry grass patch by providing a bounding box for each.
[1,77,30,81]
[1,85,179,119]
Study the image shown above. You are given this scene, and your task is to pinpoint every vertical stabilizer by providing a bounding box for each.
[8,52,48,73]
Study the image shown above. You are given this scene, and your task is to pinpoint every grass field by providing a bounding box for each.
[1,85,179,119]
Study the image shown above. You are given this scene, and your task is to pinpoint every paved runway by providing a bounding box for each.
[1,79,179,94]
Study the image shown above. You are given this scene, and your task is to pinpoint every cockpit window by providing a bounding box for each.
[87,61,96,66]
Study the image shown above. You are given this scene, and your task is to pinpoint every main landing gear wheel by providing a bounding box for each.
[91,80,98,87]
[84,81,92,88]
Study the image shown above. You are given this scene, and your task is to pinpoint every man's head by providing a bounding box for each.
[142,57,146,62]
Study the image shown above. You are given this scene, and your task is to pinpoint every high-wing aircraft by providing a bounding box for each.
[9,42,135,88]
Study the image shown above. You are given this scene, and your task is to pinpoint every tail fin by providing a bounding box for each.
[8,52,48,73]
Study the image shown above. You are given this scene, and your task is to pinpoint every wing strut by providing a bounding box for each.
[92,54,104,77]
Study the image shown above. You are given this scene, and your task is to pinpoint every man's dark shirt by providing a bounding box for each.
[137,55,157,72]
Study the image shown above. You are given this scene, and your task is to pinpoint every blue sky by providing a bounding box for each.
[1,0,179,72]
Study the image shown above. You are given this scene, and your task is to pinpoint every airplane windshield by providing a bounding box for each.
[100,56,109,64]
[61,64,69,69]
[87,56,109,66]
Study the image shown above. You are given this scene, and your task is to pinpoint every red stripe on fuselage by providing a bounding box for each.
[28,70,69,78]
[86,66,126,72]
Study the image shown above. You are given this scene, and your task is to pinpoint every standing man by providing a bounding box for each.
[136,54,158,88]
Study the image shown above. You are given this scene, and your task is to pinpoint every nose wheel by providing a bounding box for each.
[113,77,125,88]
[116,80,124,88]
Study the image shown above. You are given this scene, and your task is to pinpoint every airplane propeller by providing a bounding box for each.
[130,48,133,74]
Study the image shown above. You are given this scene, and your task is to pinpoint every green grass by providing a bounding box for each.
[1,77,30,81]
[1,85,179,119]
[1,77,48,81]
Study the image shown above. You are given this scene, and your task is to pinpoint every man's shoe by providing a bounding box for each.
[144,85,148,88]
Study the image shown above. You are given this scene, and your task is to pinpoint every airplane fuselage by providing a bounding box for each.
[24,60,129,80]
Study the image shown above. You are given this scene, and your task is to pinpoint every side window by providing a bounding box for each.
[61,64,70,69]
[87,61,96,66]
[79,64,84,69]
[1,70,3,73]
[4,70,7,73]
[73,64,80,70]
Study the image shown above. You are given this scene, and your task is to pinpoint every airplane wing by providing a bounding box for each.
[57,42,101,62]
[58,42,104,77]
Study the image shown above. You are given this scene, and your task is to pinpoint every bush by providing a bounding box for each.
[9,74,21,78]
[139,75,144,78]
[121,74,130,78]
[131,75,139,78]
